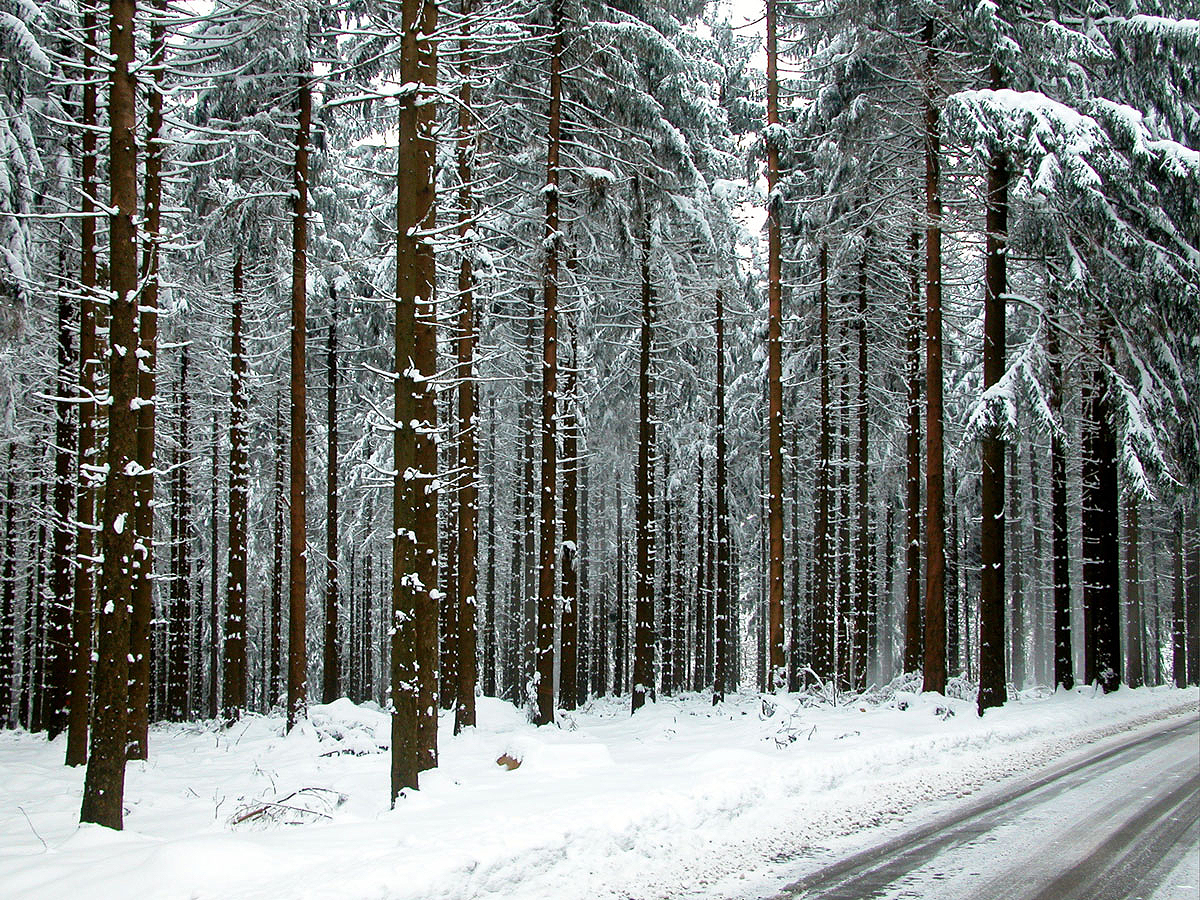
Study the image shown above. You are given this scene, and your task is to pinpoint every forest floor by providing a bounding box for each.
[1,681,1196,900]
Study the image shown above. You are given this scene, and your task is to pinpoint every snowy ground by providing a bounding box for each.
[1,683,1196,900]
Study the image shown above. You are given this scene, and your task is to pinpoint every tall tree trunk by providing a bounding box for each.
[853,235,870,691]
[47,272,77,739]
[67,2,101,764]
[80,0,138,826]
[903,231,923,675]
[126,0,166,760]
[392,0,437,799]
[922,19,946,694]
[224,256,248,722]
[977,62,1008,714]
[271,394,284,704]
[1188,507,1199,685]
[1009,445,1024,689]
[764,0,785,690]
[323,299,340,703]
[714,287,730,702]
[1173,506,1185,687]
[534,0,564,727]
[287,71,311,733]
[947,472,959,676]
[1081,353,1120,693]
[560,334,579,711]
[1124,494,1143,688]
[632,193,656,714]
[1,449,15,728]
[168,343,191,721]
[615,489,626,695]
[815,243,833,681]
[454,6,478,730]
[413,0,440,768]
[207,421,219,719]
[1048,322,1073,689]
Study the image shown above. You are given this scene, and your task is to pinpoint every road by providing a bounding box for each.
[766,713,1200,900]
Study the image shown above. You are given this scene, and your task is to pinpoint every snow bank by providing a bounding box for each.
[0,685,1195,900]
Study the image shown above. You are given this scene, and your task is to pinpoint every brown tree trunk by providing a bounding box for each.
[413,0,440,766]
[47,273,77,740]
[80,0,138,827]
[391,0,438,800]
[714,287,730,702]
[922,20,946,694]
[534,0,564,727]
[168,343,191,720]
[903,231,923,675]
[1048,323,1073,689]
[454,8,478,731]
[1082,353,1121,693]
[67,1,101,765]
[764,0,785,690]
[1,449,15,728]
[224,256,248,722]
[1173,506,1186,686]
[978,62,1008,714]
[1124,494,1143,688]
[271,393,284,704]
[814,244,833,681]
[854,235,870,691]
[560,334,579,711]
[126,0,166,759]
[287,75,311,733]
[632,194,656,714]
[323,299,340,703]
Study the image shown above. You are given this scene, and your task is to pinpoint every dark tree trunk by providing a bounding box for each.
[271,394,284,705]
[560,334,579,711]
[287,75,311,732]
[167,343,191,720]
[323,304,340,703]
[454,6,478,731]
[47,273,77,740]
[224,256,248,723]
[126,0,166,761]
[764,0,785,690]
[903,232,923,675]
[80,0,138,827]
[534,0,564,727]
[1,450,15,728]
[391,0,438,800]
[67,1,101,764]
[922,20,946,694]
[814,244,833,681]
[853,236,870,691]
[1188,508,1199,685]
[1173,506,1186,686]
[1048,323,1073,690]
[1009,445,1024,689]
[1082,358,1121,693]
[714,288,730,702]
[632,193,656,714]
[1124,495,1144,689]
[207,421,219,720]
[978,61,1009,714]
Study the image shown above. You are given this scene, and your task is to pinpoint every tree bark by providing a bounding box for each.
[67,1,101,765]
[903,231,922,675]
[1173,506,1186,687]
[978,62,1008,714]
[323,298,340,703]
[223,255,248,723]
[454,3,478,731]
[1,449,15,728]
[534,0,564,727]
[1048,323,1073,689]
[1124,494,1143,688]
[922,19,946,695]
[815,243,834,681]
[1082,354,1121,693]
[714,287,730,702]
[764,0,785,690]
[80,0,138,826]
[632,191,656,714]
[560,334,579,711]
[854,234,870,691]
[392,0,437,800]
[288,74,311,732]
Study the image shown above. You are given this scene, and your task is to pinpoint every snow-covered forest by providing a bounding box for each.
[0,0,1198,884]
